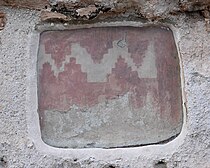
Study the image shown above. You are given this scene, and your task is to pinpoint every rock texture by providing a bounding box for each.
[0,0,210,22]
[0,0,50,10]
[0,0,210,168]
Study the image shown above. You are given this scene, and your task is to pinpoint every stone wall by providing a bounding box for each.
[0,0,210,22]
[0,1,210,168]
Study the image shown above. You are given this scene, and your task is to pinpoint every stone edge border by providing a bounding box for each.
[26,21,187,160]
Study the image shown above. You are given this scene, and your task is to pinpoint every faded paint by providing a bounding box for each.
[38,26,183,148]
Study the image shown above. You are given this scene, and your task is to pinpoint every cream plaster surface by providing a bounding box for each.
[0,6,209,168]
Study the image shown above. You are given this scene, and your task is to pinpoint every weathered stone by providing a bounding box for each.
[1,0,210,23]
[0,0,50,10]
[76,5,97,18]
[40,11,68,22]
[179,0,210,11]
[38,26,183,148]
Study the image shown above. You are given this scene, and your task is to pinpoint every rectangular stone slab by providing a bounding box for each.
[37,26,183,148]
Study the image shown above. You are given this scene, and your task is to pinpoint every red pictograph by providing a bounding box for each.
[38,27,182,124]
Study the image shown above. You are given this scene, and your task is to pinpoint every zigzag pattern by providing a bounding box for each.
[38,40,157,82]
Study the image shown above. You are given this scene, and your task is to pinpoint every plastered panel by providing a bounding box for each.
[37,26,183,148]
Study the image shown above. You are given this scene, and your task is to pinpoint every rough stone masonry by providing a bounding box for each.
[0,0,210,168]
